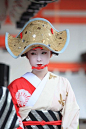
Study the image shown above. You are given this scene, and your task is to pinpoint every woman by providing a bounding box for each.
[5,18,79,129]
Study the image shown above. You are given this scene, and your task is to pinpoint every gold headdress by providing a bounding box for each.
[5,18,70,58]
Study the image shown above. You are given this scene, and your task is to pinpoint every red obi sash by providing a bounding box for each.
[23,120,62,126]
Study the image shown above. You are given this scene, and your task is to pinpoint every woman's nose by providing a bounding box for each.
[37,54,42,61]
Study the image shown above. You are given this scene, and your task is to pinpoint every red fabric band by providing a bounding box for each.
[32,47,43,50]
[32,64,48,70]
[23,120,62,126]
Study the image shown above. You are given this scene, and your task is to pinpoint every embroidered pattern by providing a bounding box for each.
[66,91,68,96]
[49,73,57,79]
[15,89,31,106]
[58,94,65,106]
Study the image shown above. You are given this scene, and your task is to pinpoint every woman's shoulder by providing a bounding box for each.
[49,71,71,86]
[8,77,26,90]
[10,77,24,84]
[49,71,67,79]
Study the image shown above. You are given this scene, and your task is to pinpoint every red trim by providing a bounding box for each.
[48,62,86,72]
[32,64,48,70]
[51,28,54,34]
[32,47,43,50]
[20,32,22,39]
[23,120,62,126]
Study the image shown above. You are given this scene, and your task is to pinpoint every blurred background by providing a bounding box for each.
[0,0,86,128]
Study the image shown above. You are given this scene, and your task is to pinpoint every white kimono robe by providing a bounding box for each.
[19,71,80,129]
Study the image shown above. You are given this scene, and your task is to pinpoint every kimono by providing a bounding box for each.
[8,72,80,129]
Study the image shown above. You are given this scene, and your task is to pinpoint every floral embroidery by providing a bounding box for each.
[15,89,31,106]
[49,73,57,79]
[58,94,65,106]
[66,91,68,96]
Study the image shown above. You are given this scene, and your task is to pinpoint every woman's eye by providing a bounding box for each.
[31,52,36,55]
[42,52,47,54]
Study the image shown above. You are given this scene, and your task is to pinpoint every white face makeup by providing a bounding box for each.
[26,48,51,70]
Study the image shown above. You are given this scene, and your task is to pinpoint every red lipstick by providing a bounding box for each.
[37,64,42,67]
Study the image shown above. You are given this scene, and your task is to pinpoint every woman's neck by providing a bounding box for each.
[32,68,48,80]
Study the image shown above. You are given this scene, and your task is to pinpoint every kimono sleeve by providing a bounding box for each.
[61,78,80,129]
[8,80,24,129]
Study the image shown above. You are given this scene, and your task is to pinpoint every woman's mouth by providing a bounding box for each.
[32,64,48,70]
[37,64,42,67]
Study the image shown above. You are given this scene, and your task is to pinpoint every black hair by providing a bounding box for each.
[51,52,59,56]
[21,53,26,57]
